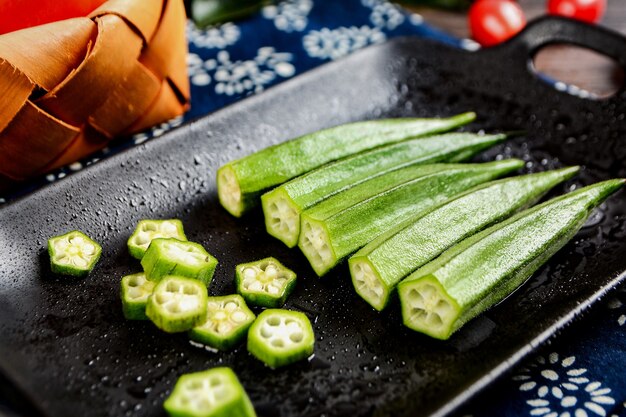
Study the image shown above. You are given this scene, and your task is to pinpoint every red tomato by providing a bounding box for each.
[469,0,527,47]
[0,0,106,34]
[547,0,606,23]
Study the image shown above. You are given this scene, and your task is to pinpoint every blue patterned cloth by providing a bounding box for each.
[2,1,625,416]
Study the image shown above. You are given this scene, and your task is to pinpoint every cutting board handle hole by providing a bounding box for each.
[530,44,624,99]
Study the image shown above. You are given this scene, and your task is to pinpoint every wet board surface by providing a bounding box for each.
[0,17,625,417]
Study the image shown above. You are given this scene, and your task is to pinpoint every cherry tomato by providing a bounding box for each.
[469,0,527,47]
[0,0,106,35]
[547,0,606,23]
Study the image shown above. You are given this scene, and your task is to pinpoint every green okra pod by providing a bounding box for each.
[247,309,315,368]
[48,230,102,277]
[189,294,256,351]
[164,367,256,417]
[298,159,524,276]
[218,112,476,217]
[398,179,625,340]
[262,132,508,247]
[350,166,580,311]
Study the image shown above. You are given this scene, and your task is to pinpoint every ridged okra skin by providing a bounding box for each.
[247,309,315,368]
[398,179,625,340]
[164,367,256,417]
[127,219,187,259]
[141,238,218,285]
[262,132,508,248]
[146,276,208,333]
[349,166,580,311]
[298,159,524,276]
[235,257,297,308]
[217,112,476,217]
[120,272,155,320]
[189,295,256,351]
[48,230,102,277]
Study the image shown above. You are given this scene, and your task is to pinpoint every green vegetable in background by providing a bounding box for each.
[218,112,476,217]
[262,132,507,248]
[350,166,579,311]
[398,179,625,340]
[298,159,524,276]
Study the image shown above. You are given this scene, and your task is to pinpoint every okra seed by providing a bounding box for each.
[217,322,232,334]
[267,317,281,326]
[209,377,222,387]
[128,287,143,299]
[161,222,177,234]
[143,223,158,232]
[128,277,143,287]
[188,381,202,390]
[166,282,180,292]
[214,311,227,321]
[243,268,256,279]
[261,327,273,338]
[232,311,247,322]
[271,339,285,348]
[290,332,303,343]
[224,302,238,311]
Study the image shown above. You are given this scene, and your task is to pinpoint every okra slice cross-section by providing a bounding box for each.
[235,257,297,307]
[120,272,155,320]
[218,112,476,217]
[247,309,315,368]
[141,238,218,285]
[398,179,625,340]
[48,230,102,277]
[127,219,187,259]
[349,166,580,311]
[189,295,256,351]
[262,132,508,248]
[164,367,256,417]
[146,276,208,333]
[299,160,524,276]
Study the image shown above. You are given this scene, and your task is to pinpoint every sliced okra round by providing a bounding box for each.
[127,219,187,259]
[120,273,155,320]
[141,238,218,285]
[247,309,314,368]
[235,257,296,308]
[189,295,256,351]
[146,276,208,333]
[48,230,102,277]
[164,367,256,417]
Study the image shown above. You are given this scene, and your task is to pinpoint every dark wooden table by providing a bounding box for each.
[409,0,626,97]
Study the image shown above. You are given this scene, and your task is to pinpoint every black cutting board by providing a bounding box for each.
[1,17,625,417]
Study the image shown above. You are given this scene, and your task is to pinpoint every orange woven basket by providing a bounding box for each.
[0,0,190,188]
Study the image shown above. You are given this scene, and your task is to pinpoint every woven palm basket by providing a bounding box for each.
[0,0,190,189]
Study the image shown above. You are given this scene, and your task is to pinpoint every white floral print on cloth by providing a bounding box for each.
[361,0,405,30]
[514,352,616,417]
[186,21,241,49]
[303,25,386,60]
[262,0,313,32]
[187,48,295,94]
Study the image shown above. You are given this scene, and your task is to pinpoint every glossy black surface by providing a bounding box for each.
[0,17,625,417]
